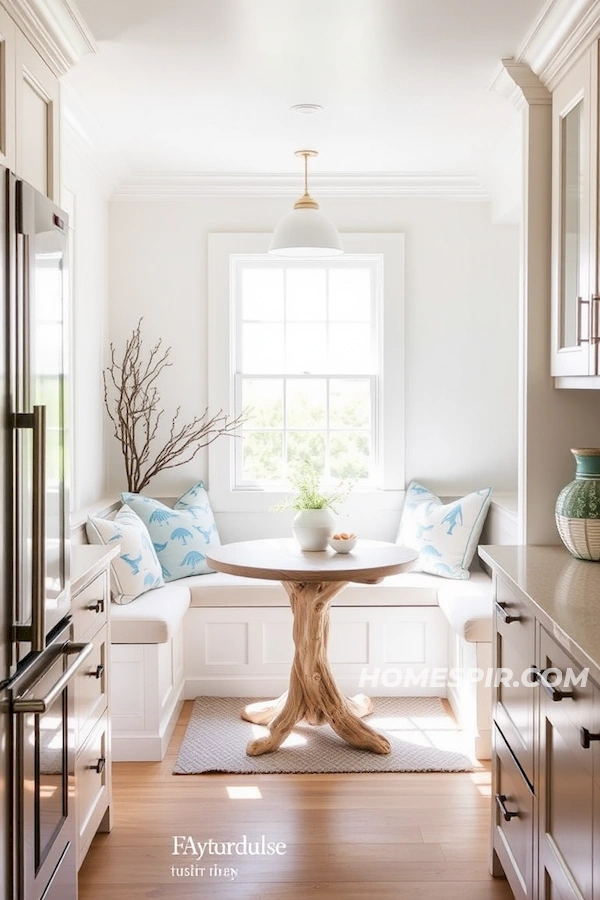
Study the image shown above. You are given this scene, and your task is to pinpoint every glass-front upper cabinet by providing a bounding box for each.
[551,45,597,377]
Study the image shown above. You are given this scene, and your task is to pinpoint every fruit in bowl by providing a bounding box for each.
[328,532,357,553]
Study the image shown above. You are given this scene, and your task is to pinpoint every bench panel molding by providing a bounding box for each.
[183,606,449,699]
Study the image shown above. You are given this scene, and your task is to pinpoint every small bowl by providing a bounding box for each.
[328,536,358,554]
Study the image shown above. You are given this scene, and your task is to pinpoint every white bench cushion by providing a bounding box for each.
[436,571,493,642]
[184,571,447,607]
[108,564,493,643]
[110,583,191,643]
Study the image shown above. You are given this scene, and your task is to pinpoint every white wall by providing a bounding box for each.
[61,136,111,512]
[107,196,519,525]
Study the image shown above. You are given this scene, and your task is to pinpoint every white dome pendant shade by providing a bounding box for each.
[269,150,343,257]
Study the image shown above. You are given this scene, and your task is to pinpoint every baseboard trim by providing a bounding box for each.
[112,683,184,762]
[446,683,491,761]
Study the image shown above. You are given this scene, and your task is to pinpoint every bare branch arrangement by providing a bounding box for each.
[103,318,246,493]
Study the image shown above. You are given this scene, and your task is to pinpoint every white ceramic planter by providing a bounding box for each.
[292,508,336,551]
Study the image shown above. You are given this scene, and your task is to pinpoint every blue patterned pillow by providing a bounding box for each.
[85,505,164,604]
[121,482,220,581]
[397,481,493,579]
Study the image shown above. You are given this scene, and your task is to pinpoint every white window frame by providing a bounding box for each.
[208,233,405,513]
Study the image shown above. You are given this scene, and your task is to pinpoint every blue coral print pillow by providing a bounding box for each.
[397,481,493,579]
[121,481,221,581]
[85,505,164,604]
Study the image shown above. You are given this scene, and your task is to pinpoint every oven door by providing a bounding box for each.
[11,625,92,900]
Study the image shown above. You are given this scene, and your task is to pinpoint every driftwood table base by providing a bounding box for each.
[241,580,391,757]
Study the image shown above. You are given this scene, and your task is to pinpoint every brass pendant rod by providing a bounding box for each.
[293,149,319,211]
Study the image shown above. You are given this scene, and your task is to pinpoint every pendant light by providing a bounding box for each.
[269,150,343,257]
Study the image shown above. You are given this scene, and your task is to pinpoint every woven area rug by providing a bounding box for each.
[173,696,473,774]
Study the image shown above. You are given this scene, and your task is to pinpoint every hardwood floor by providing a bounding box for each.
[78,701,514,900]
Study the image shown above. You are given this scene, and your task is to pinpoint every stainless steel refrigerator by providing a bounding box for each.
[0,167,86,900]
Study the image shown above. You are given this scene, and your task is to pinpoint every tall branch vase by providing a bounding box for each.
[556,448,600,561]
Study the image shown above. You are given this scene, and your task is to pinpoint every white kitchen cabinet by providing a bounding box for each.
[0,3,62,199]
[15,30,59,201]
[0,4,15,169]
[551,44,599,379]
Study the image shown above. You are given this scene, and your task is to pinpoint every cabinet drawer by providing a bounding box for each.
[494,725,534,900]
[73,570,108,642]
[74,625,108,750]
[76,711,110,868]
[538,627,594,900]
[493,575,536,786]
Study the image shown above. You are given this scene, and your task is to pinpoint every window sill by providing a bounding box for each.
[209,487,405,514]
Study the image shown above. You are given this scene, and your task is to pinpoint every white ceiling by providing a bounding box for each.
[67,0,548,188]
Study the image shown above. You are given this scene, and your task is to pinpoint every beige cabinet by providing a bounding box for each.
[0,4,15,169]
[71,549,114,869]
[488,555,600,900]
[493,575,536,786]
[493,724,535,900]
[0,6,60,199]
[15,31,59,200]
[551,43,600,380]
[593,689,600,900]
[538,628,596,900]
[491,575,536,900]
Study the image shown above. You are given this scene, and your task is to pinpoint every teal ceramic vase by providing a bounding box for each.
[555,448,600,560]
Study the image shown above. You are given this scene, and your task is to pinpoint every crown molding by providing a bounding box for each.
[1,0,97,76]
[111,173,488,202]
[490,59,551,109]
[512,0,600,88]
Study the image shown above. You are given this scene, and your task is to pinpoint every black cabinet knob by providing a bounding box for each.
[87,664,105,680]
[580,727,600,749]
[91,757,106,774]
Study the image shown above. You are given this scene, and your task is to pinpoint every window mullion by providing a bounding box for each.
[282,270,289,475]
[282,375,288,476]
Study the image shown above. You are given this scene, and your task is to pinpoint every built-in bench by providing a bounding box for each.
[73,494,516,764]
[109,566,494,761]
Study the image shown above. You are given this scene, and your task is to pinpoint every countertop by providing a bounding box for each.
[71,544,118,594]
[479,544,600,683]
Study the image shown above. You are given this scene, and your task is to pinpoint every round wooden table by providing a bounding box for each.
[206,539,418,757]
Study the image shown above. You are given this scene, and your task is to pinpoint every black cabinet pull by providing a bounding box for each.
[91,757,106,774]
[87,600,103,614]
[531,666,574,701]
[580,727,600,749]
[88,664,104,680]
[495,793,518,821]
[495,601,521,624]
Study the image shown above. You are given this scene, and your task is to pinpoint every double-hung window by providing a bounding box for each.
[208,233,404,512]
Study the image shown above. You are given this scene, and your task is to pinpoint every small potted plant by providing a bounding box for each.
[273,463,354,551]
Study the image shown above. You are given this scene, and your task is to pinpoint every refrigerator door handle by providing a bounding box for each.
[13,642,93,713]
[14,405,46,651]
[31,404,46,652]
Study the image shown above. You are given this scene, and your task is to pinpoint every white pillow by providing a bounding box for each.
[85,505,165,604]
[397,481,493,580]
